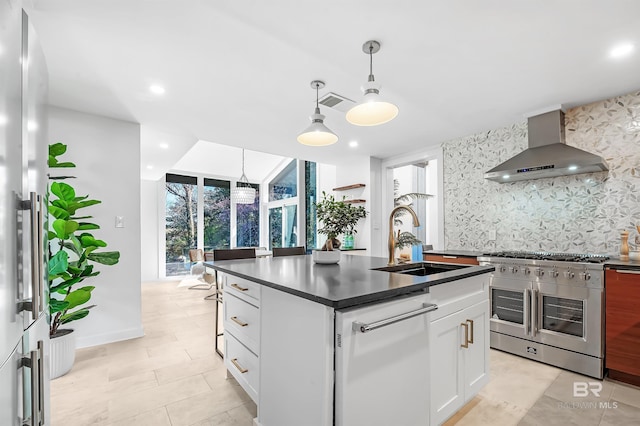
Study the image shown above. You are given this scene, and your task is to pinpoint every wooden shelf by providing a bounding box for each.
[344,199,366,204]
[333,184,365,191]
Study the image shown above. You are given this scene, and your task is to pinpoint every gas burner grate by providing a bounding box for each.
[482,251,610,263]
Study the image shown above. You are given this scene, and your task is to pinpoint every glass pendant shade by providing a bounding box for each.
[231,149,256,204]
[297,80,338,146]
[297,107,339,146]
[347,40,399,126]
[231,184,256,204]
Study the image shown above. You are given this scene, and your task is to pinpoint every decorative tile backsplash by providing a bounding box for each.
[443,90,640,255]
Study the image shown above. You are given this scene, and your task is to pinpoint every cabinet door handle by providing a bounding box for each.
[231,283,249,291]
[531,289,539,337]
[20,340,44,426]
[231,316,248,327]
[467,319,474,344]
[231,358,248,373]
[616,269,640,275]
[352,303,438,333]
[443,255,458,259]
[523,288,530,336]
[460,322,469,348]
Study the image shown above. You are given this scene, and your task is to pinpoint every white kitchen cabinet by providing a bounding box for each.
[335,292,435,426]
[429,298,489,426]
[221,272,261,404]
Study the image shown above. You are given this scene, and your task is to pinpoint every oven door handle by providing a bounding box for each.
[531,289,539,337]
[523,288,530,336]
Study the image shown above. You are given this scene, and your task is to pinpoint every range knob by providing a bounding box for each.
[523,267,531,275]
[564,270,575,279]
[548,269,559,278]
[580,272,591,281]
[497,265,506,273]
[534,268,544,277]
[509,266,519,274]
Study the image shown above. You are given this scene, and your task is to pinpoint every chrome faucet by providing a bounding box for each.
[388,205,420,265]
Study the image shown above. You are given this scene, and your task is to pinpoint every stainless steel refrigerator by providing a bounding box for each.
[1,1,50,425]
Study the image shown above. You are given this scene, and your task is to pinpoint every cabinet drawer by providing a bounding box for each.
[224,274,261,304]
[428,274,489,321]
[225,332,259,403]
[424,254,479,265]
[224,292,260,354]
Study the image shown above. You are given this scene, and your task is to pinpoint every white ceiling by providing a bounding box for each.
[27,1,640,181]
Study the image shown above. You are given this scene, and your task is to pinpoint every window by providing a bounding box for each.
[165,174,198,277]
[269,160,297,201]
[305,161,317,251]
[237,183,260,247]
[203,178,230,250]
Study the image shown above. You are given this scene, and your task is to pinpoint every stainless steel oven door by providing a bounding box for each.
[533,282,603,358]
[489,276,531,339]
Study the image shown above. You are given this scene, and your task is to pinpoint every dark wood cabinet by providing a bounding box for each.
[423,254,479,266]
[605,267,640,386]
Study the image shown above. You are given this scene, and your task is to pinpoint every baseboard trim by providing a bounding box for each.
[75,326,145,349]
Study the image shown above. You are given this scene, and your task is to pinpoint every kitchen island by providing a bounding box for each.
[207,255,494,426]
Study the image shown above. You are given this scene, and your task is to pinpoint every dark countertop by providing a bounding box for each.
[423,250,484,258]
[205,255,494,309]
[604,256,640,270]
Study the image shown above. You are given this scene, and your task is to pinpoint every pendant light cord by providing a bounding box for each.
[368,44,375,82]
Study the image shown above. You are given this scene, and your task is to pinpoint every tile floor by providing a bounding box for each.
[51,280,640,426]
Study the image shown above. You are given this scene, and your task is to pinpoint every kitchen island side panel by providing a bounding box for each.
[258,285,334,426]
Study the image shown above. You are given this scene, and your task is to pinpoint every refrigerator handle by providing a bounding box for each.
[20,341,43,426]
[18,192,41,320]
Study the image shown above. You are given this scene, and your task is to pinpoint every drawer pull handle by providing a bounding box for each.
[461,322,469,348]
[231,358,248,373]
[443,255,458,259]
[615,269,640,275]
[231,316,248,327]
[467,319,474,344]
[231,283,249,291]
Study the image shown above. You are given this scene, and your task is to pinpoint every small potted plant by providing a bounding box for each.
[48,143,120,378]
[313,191,367,264]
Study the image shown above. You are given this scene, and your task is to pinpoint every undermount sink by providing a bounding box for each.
[372,262,468,276]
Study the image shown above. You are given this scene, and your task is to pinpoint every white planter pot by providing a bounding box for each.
[312,250,341,264]
[50,329,76,379]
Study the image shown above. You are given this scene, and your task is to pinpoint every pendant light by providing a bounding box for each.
[346,40,399,126]
[231,149,256,204]
[297,80,338,146]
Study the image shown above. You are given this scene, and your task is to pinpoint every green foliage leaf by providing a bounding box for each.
[48,204,70,220]
[50,276,83,294]
[77,222,100,230]
[52,219,79,240]
[49,298,70,314]
[59,306,95,324]
[64,287,94,310]
[87,251,120,265]
[51,182,76,202]
[80,234,107,248]
[49,142,67,157]
[48,251,69,276]
[314,192,368,241]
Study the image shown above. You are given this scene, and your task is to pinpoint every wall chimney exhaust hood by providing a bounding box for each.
[484,109,608,183]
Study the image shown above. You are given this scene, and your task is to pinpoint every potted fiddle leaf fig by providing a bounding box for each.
[313,191,367,264]
[47,142,120,378]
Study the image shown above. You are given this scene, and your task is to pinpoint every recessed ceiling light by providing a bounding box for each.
[610,43,634,59]
[149,85,165,95]
[159,143,169,149]
[0,115,8,126]
[502,175,510,179]
[27,121,38,132]
[349,141,358,148]
[568,165,578,171]
[146,165,153,170]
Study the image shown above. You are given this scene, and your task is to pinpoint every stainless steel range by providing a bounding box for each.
[477,251,608,379]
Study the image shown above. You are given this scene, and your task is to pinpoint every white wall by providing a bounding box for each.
[48,106,143,348]
[140,179,159,281]
[335,156,373,253]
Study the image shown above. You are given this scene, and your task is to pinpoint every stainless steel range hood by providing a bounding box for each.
[484,109,608,182]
